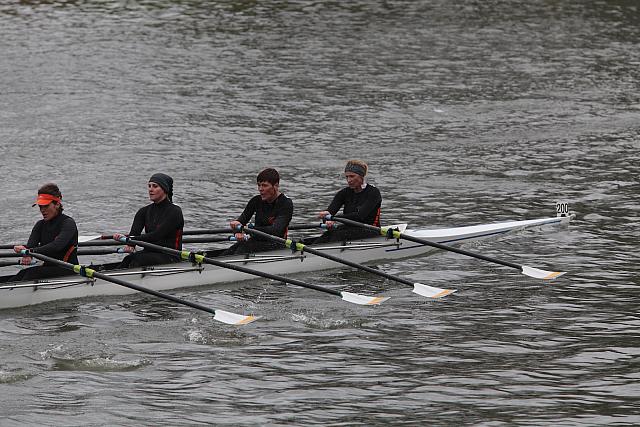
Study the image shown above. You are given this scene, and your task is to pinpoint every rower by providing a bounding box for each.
[113,173,184,268]
[221,168,293,256]
[315,159,382,243]
[9,183,79,281]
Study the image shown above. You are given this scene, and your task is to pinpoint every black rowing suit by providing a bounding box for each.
[222,193,293,255]
[9,213,78,282]
[315,183,382,243]
[119,198,184,268]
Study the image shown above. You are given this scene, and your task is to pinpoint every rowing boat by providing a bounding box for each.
[0,213,571,310]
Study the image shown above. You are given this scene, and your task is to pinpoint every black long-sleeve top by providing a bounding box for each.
[129,199,184,252]
[326,184,382,225]
[237,193,293,240]
[27,213,79,265]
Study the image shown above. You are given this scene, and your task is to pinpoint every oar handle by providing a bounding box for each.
[326,215,523,271]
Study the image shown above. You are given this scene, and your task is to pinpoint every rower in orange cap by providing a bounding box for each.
[10,183,79,281]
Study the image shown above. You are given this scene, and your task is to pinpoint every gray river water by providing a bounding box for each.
[1,1,639,425]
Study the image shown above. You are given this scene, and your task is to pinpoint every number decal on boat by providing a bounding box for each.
[556,202,570,217]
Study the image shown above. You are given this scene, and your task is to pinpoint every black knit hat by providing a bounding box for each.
[149,173,173,201]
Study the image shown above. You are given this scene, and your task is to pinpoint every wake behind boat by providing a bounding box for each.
[0,212,572,311]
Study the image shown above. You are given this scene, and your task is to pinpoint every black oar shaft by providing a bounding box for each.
[79,248,126,256]
[25,252,219,315]
[181,236,234,244]
[0,252,20,258]
[1,248,127,259]
[245,228,415,287]
[183,223,323,236]
[78,235,233,247]
[125,238,341,297]
[331,216,522,271]
[0,259,22,267]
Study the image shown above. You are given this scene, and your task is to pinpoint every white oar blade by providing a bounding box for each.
[79,235,104,243]
[413,283,456,298]
[341,291,389,305]
[213,310,259,325]
[522,266,565,280]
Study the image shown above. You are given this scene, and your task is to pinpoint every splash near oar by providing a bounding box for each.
[22,251,257,325]
[244,227,455,299]
[120,237,389,306]
[325,215,566,280]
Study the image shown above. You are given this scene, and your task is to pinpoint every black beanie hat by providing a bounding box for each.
[149,173,174,201]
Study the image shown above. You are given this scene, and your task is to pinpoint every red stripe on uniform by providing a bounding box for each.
[174,229,183,249]
[373,207,381,227]
[63,245,76,262]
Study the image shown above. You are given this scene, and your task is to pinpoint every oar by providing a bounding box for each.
[120,237,388,306]
[0,234,131,250]
[21,250,258,325]
[243,227,455,298]
[325,215,565,280]
[69,224,326,243]
[183,223,327,235]
[0,252,21,258]
[0,243,25,250]
[1,247,131,257]
[1,243,229,259]
[78,247,128,256]
[0,259,38,267]
[77,235,235,247]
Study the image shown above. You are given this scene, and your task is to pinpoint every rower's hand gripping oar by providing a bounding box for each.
[21,250,257,325]
[324,215,565,280]
[243,226,455,299]
[118,237,388,306]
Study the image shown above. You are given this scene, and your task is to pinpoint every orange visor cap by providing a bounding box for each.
[33,193,61,207]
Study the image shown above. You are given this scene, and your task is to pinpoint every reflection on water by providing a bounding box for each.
[1,0,639,425]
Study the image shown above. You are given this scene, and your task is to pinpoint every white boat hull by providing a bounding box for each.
[0,215,571,310]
